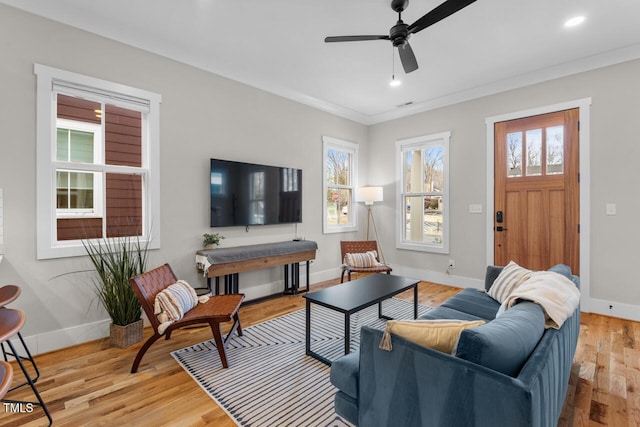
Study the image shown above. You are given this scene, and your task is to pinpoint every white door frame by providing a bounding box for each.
[485,98,591,311]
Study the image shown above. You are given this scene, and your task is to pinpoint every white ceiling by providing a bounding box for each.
[4,0,640,124]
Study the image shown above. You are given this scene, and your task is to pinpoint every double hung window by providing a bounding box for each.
[35,65,161,259]
[396,132,450,253]
[322,136,358,233]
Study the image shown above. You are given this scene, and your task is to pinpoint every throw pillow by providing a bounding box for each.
[154,280,208,334]
[379,319,485,354]
[344,251,378,268]
[487,260,532,303]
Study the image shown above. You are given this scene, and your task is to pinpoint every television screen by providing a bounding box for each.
[210,159,302,227]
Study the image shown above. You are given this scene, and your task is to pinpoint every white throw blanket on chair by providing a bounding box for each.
[498,271,580,329]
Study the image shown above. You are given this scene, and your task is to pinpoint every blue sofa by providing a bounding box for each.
[330,265,580,427]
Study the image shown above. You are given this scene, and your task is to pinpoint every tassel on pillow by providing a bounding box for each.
[379,326,393,351]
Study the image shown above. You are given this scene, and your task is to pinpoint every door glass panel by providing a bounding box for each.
[546,125,564,175]
[506,132,522,177]
[526,129,542,176]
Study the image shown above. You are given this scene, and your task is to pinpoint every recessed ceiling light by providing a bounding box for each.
[564,16,585,28]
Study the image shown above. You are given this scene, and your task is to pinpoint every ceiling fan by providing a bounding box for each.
[325,0,477,74]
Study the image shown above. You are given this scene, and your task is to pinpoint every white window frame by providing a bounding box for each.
[35,64,162,259]
[322,136,358,234]
[396,131,450,253]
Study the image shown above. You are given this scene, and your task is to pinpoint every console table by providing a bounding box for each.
[196,240,318,296]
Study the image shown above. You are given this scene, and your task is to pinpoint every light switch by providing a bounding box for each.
[469,204,483,214]
[606,203,616,215]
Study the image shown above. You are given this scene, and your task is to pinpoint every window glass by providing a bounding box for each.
[526,129,542,176]
[546,125,564,174]
[507,131,522,177]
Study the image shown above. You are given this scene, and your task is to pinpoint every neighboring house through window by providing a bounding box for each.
[35,64,161,259]
[322,136,358,234]
[396,131,450,253]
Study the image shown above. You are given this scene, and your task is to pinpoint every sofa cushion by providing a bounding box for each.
[487,261,532,302]
[455,301,545,377]
[330,351,360,400]
[380,319,485,354]
[420,305,487,322]
[440,288,501,321]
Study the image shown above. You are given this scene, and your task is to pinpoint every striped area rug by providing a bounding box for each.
[172,297,430,427]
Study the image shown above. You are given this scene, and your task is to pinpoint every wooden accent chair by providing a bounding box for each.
[129,263,245,373]
[340,240,392,283]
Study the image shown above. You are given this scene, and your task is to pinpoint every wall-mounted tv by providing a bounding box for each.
[210,159,302,227]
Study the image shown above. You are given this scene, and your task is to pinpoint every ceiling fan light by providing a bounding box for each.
[564,16,585,28]
[390,76,401,87]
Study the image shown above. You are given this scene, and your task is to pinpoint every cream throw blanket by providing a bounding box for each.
[498,271,580,329]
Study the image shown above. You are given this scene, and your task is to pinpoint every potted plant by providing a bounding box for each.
[202,232,224,249]
[83,233,149,348]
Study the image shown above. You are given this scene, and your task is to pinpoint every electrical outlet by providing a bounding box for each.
[448,259,455,269]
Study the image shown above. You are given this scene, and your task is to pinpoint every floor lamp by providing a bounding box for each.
[356,186,386,264]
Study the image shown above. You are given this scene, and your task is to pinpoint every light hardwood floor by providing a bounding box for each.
[1,278,638,426]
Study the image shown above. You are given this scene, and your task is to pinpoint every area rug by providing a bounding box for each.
[172,297,430,427]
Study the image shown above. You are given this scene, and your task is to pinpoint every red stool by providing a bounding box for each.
[0,285,40,384]
[0,309,52,426]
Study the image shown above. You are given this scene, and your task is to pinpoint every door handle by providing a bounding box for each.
[496,226,508,232]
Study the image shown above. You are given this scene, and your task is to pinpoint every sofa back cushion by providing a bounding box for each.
[455,301,545,377]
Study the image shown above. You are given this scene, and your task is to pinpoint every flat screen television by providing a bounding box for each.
[210,158,302,227]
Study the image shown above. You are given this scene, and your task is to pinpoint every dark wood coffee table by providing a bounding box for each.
[303,274,420,365]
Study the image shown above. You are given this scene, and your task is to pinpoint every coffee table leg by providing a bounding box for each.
[344,313,350,355]
[414,283,418,319]
[306,300,311,355]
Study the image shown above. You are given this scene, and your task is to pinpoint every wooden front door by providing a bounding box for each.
[494,108,579,273]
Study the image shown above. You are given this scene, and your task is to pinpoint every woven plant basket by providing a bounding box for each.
[110,319,143,348]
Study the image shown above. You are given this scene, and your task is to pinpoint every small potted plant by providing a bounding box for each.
[202,232,224,249]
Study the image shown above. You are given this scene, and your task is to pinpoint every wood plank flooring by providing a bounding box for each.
[1,278,638,426]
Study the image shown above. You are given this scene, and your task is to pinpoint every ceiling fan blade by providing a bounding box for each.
[408,0,477,34]
[398,42,418,73]
[325,35,390,43]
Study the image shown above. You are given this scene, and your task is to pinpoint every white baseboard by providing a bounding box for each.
[19,266,640,356]
[389,264,485,290]
[19,265,340,356]
[20,318,111,357]
[588,298,640,322]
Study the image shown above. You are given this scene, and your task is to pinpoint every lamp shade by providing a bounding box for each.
[356,186,383,205]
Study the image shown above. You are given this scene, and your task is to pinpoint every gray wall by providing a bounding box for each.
[1,3,639,353]
[0,4,367,352]
[368,59,640,317]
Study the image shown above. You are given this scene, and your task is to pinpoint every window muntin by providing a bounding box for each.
[35,64,161,259]
[397,132,450,253]
[322,136,358,233]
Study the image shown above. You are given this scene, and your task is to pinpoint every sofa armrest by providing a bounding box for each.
[358,326,535,427]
